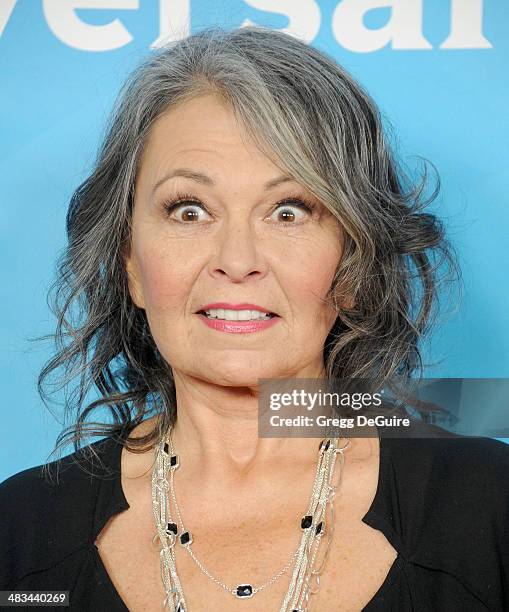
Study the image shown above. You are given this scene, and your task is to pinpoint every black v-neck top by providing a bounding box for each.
[1,423,509,611]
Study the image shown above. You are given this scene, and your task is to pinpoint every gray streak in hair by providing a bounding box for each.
[37,26,460,482]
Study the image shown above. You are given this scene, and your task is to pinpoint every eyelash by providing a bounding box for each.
[161,192,317,226]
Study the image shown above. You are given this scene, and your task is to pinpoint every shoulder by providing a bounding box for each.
[0,435,117,496]
[379,426,509,606]
[385,423,509,521]
[387,425,509,500]
[0,436,121,589]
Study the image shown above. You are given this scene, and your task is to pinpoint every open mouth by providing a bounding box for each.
[197,309,279,321]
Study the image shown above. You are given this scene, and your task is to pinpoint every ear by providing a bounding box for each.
[124,250,146,310]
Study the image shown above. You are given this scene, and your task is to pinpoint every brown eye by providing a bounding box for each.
[180,208,200,222]
[277,209,297,223]
[269,199,315,225]
[162,198,210,223]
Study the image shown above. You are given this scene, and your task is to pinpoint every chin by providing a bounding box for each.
[201,359,277,387]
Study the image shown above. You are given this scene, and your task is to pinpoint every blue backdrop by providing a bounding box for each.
[1,0,508,481]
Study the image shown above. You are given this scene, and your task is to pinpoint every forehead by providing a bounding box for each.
[137,93,285,186]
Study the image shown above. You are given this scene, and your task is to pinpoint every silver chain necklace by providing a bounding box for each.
[151,427,350,611]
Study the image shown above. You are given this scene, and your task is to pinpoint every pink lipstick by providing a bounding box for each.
[197,314,280,334]
[195,302,281,334]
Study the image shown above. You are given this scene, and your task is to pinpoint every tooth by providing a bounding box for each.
[203,308,272,320]
[225,309,240,320]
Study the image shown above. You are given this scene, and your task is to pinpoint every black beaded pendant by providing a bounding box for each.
[166,522,178,535]
[315,520,324,535]
[170,454,179,469]
[163,442,170,455]
[179,531,192,546]
[301,515,313,529]
[235,584,253,598]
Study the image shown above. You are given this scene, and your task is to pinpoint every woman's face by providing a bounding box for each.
[126,93,344,386]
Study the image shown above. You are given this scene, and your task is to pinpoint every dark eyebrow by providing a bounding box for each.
[150,168,296,197]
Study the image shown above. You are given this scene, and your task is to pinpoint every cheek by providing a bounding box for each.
[133,239,191,316]
[288,239,340,315]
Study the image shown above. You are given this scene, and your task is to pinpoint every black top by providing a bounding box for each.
[1,425,509,611]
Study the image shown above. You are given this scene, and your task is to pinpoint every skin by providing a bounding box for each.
[124,92,369,493]
[99,93,391,612]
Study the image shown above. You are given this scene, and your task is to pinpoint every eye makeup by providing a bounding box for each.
[161,191,319,226]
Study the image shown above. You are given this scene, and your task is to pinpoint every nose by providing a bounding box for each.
[207,216,270,283]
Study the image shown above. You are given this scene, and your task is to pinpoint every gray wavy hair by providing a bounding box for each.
[38,25,460,476]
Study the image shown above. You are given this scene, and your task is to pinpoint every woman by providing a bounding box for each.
[1,26,508,612]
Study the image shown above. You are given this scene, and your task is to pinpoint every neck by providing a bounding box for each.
[164,371,376,493]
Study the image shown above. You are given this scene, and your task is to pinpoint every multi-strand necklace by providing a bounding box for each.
[151,427,350,611]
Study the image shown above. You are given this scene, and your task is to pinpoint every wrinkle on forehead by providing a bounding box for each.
[136,95,300,202]
[137,92,294,188]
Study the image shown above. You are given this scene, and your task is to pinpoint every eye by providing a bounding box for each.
[269,198,316,226]
[162,194,211,223]
[161,194,317,225]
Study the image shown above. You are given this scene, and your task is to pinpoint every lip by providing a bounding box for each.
[196,313,281,334]
[196,302,277,315]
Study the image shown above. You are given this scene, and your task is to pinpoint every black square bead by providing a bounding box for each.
[319,439,330,451]
[315,521,323,535]
[163,442,169,454]
[301,515,313,529]
[166,522,178,535]
[236,584,253,598]
[179,531,192,545]
[170,454,179,468]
